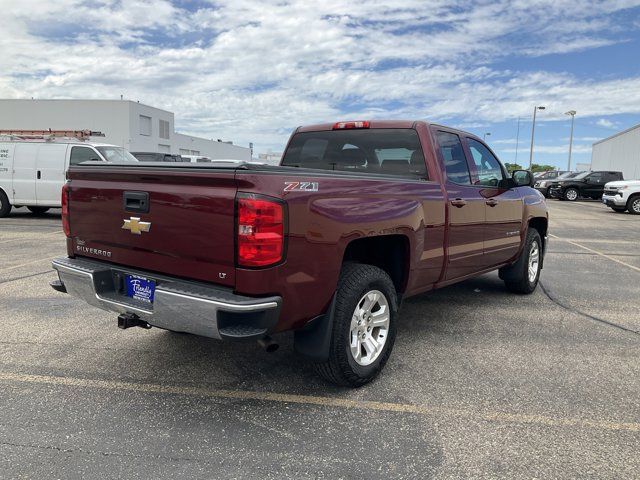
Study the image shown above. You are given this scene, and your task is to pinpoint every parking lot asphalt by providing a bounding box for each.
[0,201,638,479]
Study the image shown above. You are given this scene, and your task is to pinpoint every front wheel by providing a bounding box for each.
[0,190,11,218]
[627,196,640,215]
[499,229,542,294]
[564,188,579,201]
[313,263,398,387]
[27,206,50,215]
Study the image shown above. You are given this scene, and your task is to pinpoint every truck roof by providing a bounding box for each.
[294,120,483,143]
[296,120,419,132]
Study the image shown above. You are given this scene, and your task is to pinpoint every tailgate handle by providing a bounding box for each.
[123,191,150,213]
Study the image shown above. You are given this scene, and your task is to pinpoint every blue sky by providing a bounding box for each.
[1,0,640,167]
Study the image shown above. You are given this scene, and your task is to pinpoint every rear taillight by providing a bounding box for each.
[237,196,285,267]
[61,183,70,237]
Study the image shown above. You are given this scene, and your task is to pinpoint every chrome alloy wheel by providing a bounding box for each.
[528,241,540,283]
[565,189,578,201]
[632,198,640,214]
[349,290,390,366]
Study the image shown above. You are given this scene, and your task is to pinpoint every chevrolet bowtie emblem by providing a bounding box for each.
[122,217,151,235]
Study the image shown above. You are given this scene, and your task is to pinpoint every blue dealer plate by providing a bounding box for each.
[125,275,155,303]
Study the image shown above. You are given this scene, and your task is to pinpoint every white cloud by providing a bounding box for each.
[501,144,592,155]
[596,118,618,129]
[1,0,639,152]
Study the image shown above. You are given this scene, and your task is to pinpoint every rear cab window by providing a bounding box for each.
[281,129,428,179]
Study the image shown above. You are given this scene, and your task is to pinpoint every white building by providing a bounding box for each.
[0,99,251,160]
[257,151,283,165]
[591,123,640,180]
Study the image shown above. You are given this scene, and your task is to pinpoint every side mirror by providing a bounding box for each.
[512,170,533,187]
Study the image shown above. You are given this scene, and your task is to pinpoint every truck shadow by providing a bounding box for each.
[143,272,532,393]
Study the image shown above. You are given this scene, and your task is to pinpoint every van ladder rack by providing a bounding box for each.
[0,129,105,141]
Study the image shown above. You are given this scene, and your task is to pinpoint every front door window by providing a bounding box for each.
[467,139,505,187]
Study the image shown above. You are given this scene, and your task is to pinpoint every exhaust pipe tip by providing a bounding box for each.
[258,336,279,353]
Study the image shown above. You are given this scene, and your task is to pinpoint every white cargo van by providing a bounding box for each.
[0,137,137,217]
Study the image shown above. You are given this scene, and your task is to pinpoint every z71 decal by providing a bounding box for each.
[284,181,319,192]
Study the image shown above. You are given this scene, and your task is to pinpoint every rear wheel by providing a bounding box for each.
[313,263,398,387]
[27,206,50,215]
[499,229,542,294]
[564,188,579,201]
[0,190,11,218]
[627,196,640,215]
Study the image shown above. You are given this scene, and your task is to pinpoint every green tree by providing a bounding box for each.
[530,164,556,173]
[504,163,523,173]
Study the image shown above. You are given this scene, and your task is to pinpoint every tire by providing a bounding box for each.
[611,207,626,213]
[0,190,11,218]
[499,229,542,294]
[313,263,398,387]
[627,196,640,215]
[27,206,50,215]
[564,188,579,201]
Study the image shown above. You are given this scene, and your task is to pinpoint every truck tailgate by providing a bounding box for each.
[67,165,238,287]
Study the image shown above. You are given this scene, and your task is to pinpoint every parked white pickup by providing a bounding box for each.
[602,180,640,214]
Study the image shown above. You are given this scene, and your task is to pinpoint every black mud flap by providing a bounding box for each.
[293,292,337,362]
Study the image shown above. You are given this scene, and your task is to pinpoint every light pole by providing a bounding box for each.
[565,110,576,171]
[483,132,491,141]
[514,117,521,165]
[528,106,545,169]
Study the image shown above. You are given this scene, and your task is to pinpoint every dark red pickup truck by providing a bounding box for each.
[51,120,548,386]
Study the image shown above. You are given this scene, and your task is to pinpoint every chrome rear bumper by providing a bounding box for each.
[51,257,281,340]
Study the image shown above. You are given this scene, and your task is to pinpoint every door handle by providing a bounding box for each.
[486,199,498,207]
[450,198,467,208]
[37,170,41,180]
[123,191,150,213]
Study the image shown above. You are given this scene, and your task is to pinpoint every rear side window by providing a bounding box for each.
[467,138,505,187]
[69,146,98,165]
[588,172,604,183]
[435,131,470,185]
[281,129,428,179]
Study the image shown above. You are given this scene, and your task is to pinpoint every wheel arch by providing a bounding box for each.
[527,216,548,265]
[0,187,12,217]
[627,192,640,213]
[342,234,410,298]
[295,234,410,363]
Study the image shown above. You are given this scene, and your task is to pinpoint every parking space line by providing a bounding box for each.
[0,230,64,244]
[0,371,638,432]
[2,257,56,272]
[549,234,640,273]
